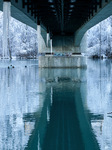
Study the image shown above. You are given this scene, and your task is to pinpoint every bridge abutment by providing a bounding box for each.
[38,33,87,68]
[38,56,87,68]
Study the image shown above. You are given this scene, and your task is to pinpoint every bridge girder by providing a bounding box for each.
[1,0,112,52]
[7,0,109,36]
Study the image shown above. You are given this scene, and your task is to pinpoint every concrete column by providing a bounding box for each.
[46,33,49,47]
[50,38,53,54]
[37,25,48,53]
[3,0,11,59]
[80,32,87,53]
[37,25,41,53]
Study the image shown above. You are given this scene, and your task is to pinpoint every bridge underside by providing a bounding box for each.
[6,0,112,37]
[0,0,112,67]
[0,0,112,48]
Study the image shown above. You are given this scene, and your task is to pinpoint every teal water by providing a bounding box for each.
[0,59,112,150]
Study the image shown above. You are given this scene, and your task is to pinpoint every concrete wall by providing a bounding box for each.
[39,56,87,68]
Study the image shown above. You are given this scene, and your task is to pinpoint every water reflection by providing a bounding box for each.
[35,68,90,150]
[87,59,112,150]
[0,60,42,150]
[0,59,112,150]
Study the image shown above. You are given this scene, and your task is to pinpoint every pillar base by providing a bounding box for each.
[38,56,87,68]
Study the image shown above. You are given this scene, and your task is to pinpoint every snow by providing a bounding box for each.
[86,16,112,57]
[0,11,38,58]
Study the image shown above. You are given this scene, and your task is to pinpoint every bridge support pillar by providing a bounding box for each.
[46,32,50,47]
[38,35,87,68]
[50,38,53,54]
[39,55,86,68]
[37,25,51,53]
[3,0,11,59]
[37,25,46,53]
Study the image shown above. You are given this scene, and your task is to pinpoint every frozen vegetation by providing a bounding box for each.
[0,11,38,59]
[87,16,112,58]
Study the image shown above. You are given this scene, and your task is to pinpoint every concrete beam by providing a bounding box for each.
[74,0,112,47]
[0,0,37,29]
[0,0,46,32]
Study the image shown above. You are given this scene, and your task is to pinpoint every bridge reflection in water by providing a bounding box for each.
[0,60,105,150]
[26,67,99,150]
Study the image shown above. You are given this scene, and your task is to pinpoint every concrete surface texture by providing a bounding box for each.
[52,35,80,53]
[38,56,87,68]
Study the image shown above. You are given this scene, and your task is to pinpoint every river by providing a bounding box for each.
[0,59,112,150]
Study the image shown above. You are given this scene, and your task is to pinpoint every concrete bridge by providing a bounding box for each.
[0,0,112,67]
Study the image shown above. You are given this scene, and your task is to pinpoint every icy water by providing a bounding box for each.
[0,59,112,150]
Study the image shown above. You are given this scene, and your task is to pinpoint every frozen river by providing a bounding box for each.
[0,59,112,150]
